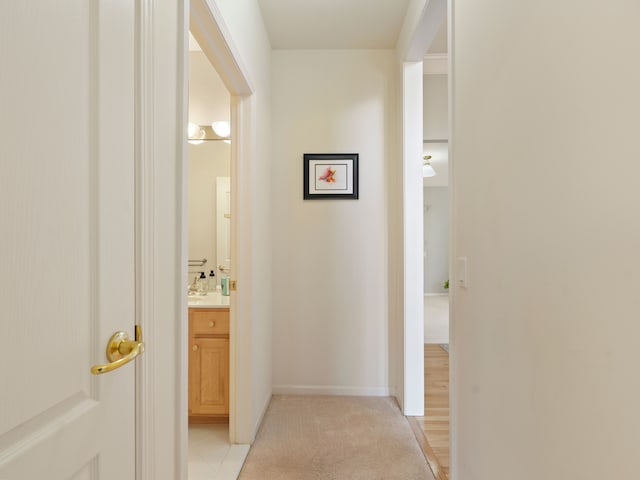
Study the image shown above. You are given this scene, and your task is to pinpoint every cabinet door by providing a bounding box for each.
[189,337,229,415]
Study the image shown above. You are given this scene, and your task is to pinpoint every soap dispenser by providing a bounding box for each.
[197,272,207,293]
[208,270,216,292]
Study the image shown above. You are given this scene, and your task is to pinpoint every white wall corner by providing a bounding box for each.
[398,0,448,62]
[252,392,272,443]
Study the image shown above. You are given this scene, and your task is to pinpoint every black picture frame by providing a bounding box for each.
[303,153,359,200]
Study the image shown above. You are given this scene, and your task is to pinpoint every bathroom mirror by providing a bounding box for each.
[188,141,231,288]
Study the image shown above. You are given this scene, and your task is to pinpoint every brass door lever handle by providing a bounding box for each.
[91,325,145,375]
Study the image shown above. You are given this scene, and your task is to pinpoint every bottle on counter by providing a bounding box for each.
[208,270,216,292]
[197,272,207,293]
[221,274,230,296]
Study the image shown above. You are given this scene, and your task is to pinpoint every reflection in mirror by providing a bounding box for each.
[188,141,231,290]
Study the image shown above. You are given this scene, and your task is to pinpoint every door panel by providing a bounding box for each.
[0,1,136,479]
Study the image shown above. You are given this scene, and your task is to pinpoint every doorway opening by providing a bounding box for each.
[184,4,257,464]
[185,31,242,479]
[406,10,452,480]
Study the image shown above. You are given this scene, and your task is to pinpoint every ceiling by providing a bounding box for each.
[257,0,411,49]
[427,17,447,54]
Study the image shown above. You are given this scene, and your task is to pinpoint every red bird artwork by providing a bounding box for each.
[318,166,337,183]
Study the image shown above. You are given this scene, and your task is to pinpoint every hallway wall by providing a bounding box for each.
[452,1,640,478]
[423,186,448,293]
[270,50,397,395]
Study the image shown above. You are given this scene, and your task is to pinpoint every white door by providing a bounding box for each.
[0,2,137,479]
[216,176,231,278]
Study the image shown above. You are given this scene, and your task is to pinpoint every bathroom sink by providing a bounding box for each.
[187,291,230,308]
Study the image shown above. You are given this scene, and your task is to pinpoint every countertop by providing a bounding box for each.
[187,290,230,309]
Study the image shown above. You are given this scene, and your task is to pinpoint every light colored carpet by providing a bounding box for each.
[238,395,434,480]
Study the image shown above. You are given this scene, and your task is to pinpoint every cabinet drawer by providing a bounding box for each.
[191,310,229,336]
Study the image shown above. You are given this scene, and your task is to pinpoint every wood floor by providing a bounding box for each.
[408,344,450,480]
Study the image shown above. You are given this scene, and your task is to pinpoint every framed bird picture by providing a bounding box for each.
[303,153,359,200]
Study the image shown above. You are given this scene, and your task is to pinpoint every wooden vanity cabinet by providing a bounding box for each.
[188,308,229,423]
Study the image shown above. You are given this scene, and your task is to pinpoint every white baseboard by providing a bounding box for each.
[388,385,397,398]
[272,385,391,396]
[216,444,250,480]
[252,390,272,441]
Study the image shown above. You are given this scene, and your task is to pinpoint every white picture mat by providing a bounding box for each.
[308,160,353,195]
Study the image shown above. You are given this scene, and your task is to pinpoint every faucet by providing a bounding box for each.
[187,274,200,295]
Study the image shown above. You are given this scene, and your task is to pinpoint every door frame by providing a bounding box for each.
[134,1,189,478]
[398,0,448,413]
[399,0,455,476]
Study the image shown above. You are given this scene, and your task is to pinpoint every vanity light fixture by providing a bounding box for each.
[187,121,232,144]
[422,155,436,177]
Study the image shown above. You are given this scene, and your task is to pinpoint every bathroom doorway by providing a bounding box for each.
[185,31,248,479]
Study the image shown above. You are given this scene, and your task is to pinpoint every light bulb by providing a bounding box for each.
[187,122,200,138]
[211,121,231,138]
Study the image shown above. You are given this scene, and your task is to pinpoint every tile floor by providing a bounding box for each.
[188,424,250,480]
